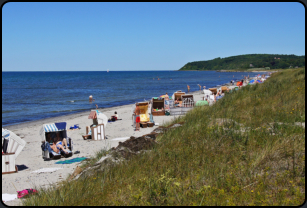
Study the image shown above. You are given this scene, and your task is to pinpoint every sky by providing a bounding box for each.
[2,2,305,71]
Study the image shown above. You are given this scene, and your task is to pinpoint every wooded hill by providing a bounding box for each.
[179,54,305,71]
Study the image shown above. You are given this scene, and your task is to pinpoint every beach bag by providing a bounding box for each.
[17,189,38,198]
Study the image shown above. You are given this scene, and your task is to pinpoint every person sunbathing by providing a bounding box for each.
[50,142,69,154]
[49,132,69,154]
[174,99,179,106]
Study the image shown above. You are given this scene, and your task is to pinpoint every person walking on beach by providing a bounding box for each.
[134,103,141,131]
[95,104,98,109]
[187,85,190,93]
[197,84,202,92]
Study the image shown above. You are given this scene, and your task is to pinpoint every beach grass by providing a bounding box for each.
[22,68,305,206]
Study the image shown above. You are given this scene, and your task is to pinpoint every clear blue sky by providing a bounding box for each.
[2,2,305,71]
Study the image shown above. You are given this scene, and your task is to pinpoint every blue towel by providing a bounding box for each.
[55,157,88,164]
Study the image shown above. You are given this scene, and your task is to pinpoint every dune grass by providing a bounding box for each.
[22,68,305,206]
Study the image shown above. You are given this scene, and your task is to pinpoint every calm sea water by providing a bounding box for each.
[2,71,266,126]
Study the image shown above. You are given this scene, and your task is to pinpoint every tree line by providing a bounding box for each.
[178,54,305,71]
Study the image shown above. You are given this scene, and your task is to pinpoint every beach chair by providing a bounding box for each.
[181,94,194,108]
[2,129,26,174]
[40,122,73,160]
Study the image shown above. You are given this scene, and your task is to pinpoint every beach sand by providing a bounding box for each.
[3,91,207,206]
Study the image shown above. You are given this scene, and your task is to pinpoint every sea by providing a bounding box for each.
[2,71,267,127]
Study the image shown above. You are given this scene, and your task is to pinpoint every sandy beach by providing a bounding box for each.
[3,90,208,206]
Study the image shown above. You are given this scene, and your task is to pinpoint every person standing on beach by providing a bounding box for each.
[164,93,169,100]
[187,85,190,93]
[239,80,244,88]
[134,103,141,131]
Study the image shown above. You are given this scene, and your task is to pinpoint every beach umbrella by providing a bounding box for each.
[160,95,165,98]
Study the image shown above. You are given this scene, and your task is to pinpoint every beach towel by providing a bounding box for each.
[55,157,88,164]
[17,189,38,198]
[31,167,62,173]
[2,194,17,202]
[70,124,80,129]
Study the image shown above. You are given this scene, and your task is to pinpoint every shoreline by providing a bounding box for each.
[4,70,267,131]
[3,70,270,129]
[4,90,203,131]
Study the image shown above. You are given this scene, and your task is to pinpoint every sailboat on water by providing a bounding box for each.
[107,69,109,73]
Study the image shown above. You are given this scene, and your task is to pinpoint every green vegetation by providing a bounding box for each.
[23,68,305,206]
[179,54,305,71]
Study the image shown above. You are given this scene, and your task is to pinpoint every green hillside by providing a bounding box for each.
[23,68,305,206]
[179,54,305,71]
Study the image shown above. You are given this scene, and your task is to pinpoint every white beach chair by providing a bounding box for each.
[2,129,26,174]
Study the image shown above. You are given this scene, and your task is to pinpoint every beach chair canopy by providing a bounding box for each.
[209,88,217,94]
[221,86,229,93]
[172,92,185,101]
[88,110,108,127]
[203,89,213,95]
[40,122,67,142]
[2,128,26,159]
[43,122,67,132]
